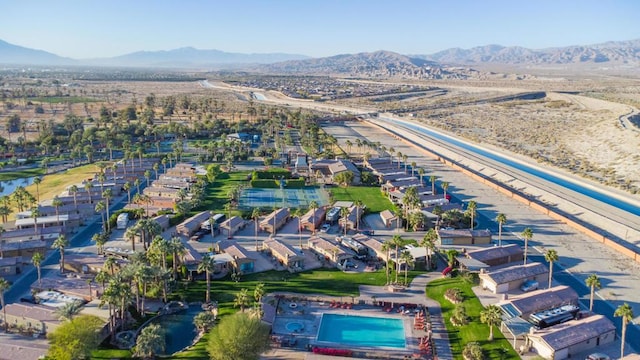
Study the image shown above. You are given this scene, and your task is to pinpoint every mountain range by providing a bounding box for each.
[1,38,639,72]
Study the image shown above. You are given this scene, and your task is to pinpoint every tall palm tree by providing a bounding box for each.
[421,229,438,270]
[614,303,634,358]
[292,208,304,249]
[309,200,319,234]
[496,213,507,246]
[544,249,559,288]
[340,207,350,236]
[52,235,69,274]
[400,251,414,285]
[168,237,185,278]
[410,162,417,177]
[466,200,477,230]
[521,227,533,265]
[33,177,42,203]
[30,206,40,236]
[95,201,106,232]
[430,175,437,195]
[585,273,601,312]
[442,181,449,200]
[124,225,138,252]
[418,168,425,187]
[0,278,9,331]
[102,189,113,231]
[354,200,363,231]
[390,234,409,284]
[32,252,43,286]
[234,288,251,312]
[92,232,107,255]
[68,184,79,213]
[381,240,393,285]
[84,182,93,204]
[198,254,215,303]
[250,208,260,251]
[123,181,131,204]
[480,305,502,340]
[55,300,82,321]
[52,195,63,226]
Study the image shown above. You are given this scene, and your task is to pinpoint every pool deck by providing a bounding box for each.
[267,290,441,360]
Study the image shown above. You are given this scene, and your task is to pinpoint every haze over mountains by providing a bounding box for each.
[1,38,639,73]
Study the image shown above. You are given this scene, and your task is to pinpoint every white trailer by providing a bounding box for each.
[117,213,129,230]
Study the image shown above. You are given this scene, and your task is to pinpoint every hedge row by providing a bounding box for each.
[252,169,293,180]
[250,178,306,188]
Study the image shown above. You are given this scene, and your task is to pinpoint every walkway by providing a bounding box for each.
[358,271,453,360]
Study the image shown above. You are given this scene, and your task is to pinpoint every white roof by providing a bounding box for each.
[15,214,70,226]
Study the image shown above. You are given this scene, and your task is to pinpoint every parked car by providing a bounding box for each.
[520,280,539,292]
[359,229,375,236]
[320,223,331,233]
[586,354,610,360]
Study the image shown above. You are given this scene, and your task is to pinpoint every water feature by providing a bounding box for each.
[381,116,640,217]
[0,176,35,197]
[146,307,201,355]
[286,321,304,332]
[316,313,405,349]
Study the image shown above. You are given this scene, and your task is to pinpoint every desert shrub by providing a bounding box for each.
[463,342,484,360]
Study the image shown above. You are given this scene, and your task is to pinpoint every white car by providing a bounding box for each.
[320,223,331,233]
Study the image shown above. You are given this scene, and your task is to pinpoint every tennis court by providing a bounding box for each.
[239,187,330,209]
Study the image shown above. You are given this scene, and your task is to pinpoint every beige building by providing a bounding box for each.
[527,315,616,360]
[479,262,549,294]
[299,207,326,232]
[308,236,353,264]
[437,228,492,245]
[2,303,61,335]
[176,211,210,236]
[220,216,246,238]
[263,238,305,270]
[260,208,290,234]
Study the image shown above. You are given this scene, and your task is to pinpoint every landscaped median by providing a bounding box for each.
[425,276,519,360]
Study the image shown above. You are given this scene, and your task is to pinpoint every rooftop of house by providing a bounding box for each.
[499,285,578,317]
[2,303,60,323]
[308,236,349,257]
[438,228,492,238]
[264,238,303,260]
[530,315,615,350]
[379,209,396,221]
[300,207,326,224]
[480,262,548,284]
[220,216,245,229]
[260,208,290,226]
[467,244,523,262]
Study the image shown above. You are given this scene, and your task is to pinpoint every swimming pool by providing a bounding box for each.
[316,313,406,349]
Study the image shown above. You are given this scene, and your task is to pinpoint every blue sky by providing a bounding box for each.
[0,0,637,58]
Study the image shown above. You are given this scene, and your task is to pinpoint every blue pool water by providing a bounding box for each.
[316,314,405,349]
[147,308,200,355]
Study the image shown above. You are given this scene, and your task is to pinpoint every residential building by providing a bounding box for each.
[465,244,524,268]
[260,208,290,234]
[498,286,579,319]
[263,238,305,270]
[215,241,255,273]
[299,207,326,232]
[479,262,549,294]
[437,228,492,245]
[308,236,353,264]
[176,211,210,236]
[220,216,246,238]
[2,303,61,335]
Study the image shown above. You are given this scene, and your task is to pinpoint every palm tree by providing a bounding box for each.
[102,189,113,231]
[52,235,69,274]
[33,177,42,203]
[30,206,40,236]
[614,303,634,358]
[95,201,106,232]
[418,168,425,186]
[93,232,107,255]
[69,185,79,212]
[253,282,265,305]
[249,208,261,251]
[234,288,251,312]
[0,278,9,331]
[32,252,43,286]
[430,175,437,195]
[84,182,93,204]
[390,235,409,284]
[309,200,319,234]
[134,323,165,359]
[168,237,185,278]
[410,162,416,177]
[521,227,533,265]
[585,273,601,312]
[480,305,502,340]
[400,251,414,285]
[193,312,216,333]
[55,300,82,321]
[124,225,138,252]
[52,195,63,226]
[466,200,477,230]
[340,207,350,236]
[123,181,131,204]
[381,240,393,285]
[421,229,438,270]
[544,249,559,288]
[442,181,449,199]
[292,208,304,249]
[496,213,507,246]
[354,199,363,231]
[198,254,215,303]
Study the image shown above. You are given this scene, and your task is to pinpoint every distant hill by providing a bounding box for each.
[418,39,640,65]
[258,50,479,79]
[0,39,75,66]
[87,47,310,67]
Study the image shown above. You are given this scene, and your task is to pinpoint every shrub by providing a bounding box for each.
[463,342,484,360]
[445,288,464,303]
[450,303,469,326]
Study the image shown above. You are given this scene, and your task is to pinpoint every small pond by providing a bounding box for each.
[0,176,35,197]
[146,307,201,355]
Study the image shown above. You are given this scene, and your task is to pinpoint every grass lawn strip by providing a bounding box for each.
[426,277,519,360]
[329,186,394,213]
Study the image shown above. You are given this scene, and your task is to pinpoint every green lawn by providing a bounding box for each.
[329,186,393,213]
[426,277,519,360]
[192,171,250,216]
[0,167,45,181]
